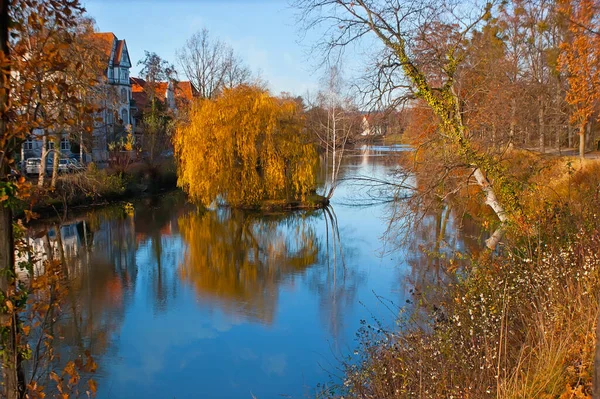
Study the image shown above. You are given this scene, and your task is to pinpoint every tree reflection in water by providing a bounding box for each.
[17,205,139,394]
[309,206,361,346]
[401,203,486,321]
[178,208,320,324]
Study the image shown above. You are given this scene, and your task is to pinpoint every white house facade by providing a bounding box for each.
[92,32,133,162]
[20,32,133,165]
[21,130,73,161]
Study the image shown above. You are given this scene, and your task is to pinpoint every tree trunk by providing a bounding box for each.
[80,131,84,164]
[329,106,337,198]
[0,2,25,394]
[51,135,59,189]
[568,124,573,148]
[555,84,562,151]
[0,206,24,399]
[38,134,47,186]
[509,98,516,149]
[538,103,545,153]
[580,123,586,160]
[586,122,592,151]
[473,168,507,250]
[19,145,24,173]
[1,2,26,393]
[555,122,561,151]
[325,109,329,172]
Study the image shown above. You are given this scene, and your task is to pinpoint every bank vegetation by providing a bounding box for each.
[295,0,600,397]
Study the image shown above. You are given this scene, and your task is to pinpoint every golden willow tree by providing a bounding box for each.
[174,85,318,207]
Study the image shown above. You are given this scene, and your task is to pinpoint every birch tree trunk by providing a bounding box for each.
[473,168,508,250]
[38,133,47,186]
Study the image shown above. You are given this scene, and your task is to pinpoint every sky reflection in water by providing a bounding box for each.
[27,145,462,399]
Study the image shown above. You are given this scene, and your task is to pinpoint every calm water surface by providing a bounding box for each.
[25,145,468,399]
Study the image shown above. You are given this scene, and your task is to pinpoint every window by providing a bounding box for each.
[121,109,128,124]
[47,141,55,150]
[121,88,127,103]
[107,111,113,124]
[23,139,34,150]
[60,138,70,151]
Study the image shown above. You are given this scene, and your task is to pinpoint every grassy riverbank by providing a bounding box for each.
[15,157,328,220]
[239,193,330,211]
[330,156,600,399]
[16,159,178,219]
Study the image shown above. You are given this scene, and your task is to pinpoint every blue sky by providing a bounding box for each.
[82,0,328,96]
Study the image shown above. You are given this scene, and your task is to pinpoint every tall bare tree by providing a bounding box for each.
[138,51,177,162]
[297,0,515,249]
[176,28,251,99]
[307,66,358,198]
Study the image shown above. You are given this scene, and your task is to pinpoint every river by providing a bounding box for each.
[22,145,472,399]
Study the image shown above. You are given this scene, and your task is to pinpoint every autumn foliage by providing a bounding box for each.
[558,0,600,159]
[174,85,318,207]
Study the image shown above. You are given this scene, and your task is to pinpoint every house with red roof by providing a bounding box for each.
[130,78,197,111]
[129,77,198,134]
[128,78,198,157]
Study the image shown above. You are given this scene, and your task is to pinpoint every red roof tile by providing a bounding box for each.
[130,77,146,92]
[175,81,198,102]
[130,77,198,111]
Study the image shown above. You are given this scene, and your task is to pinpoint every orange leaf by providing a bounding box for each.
[49,371,60,384]
[88,379,98,395]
